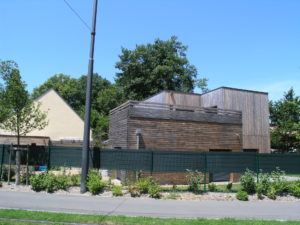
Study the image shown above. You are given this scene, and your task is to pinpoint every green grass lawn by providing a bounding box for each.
[0,209,300,225]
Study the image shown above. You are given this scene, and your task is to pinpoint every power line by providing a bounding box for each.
[63,0,91,31]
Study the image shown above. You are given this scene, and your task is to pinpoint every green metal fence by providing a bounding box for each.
[0,144,300,181]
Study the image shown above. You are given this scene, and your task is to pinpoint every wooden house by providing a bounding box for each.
[108,87,270,183]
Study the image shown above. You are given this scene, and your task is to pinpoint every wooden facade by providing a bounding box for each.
[109,87,270,183]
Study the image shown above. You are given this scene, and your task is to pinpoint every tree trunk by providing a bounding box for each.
[15,122,21,185]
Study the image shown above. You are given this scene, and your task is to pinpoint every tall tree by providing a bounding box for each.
[269,88,300,152]
[32,74,124,142]
[0,60,48,184]
[115,36,208,100]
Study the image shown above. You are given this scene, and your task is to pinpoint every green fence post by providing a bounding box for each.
[203,152,207,192]
[47,141,51,170]
[256,152,259,182]
[151,151,154,176]
[0,145,4,181]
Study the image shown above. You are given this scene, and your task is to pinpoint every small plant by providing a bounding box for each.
[128,185,141,197]
[236,191,248,201]
[240,169,256,194]
[86,172,106,195]
[30,173,47,192]
[148,183,161,199]
[43,173,57,193]
[49,166,60,171]
[136,176,157,194]
[270,167,288,195]
[0,181,2,187]
[226,182,233,191]
[266,186,276,200]
[56,175,70,190]
[208,183,217,192]
[2,166,15,181]
[112,186,123,196]
[289,181,300,198]
[186,170,203,193]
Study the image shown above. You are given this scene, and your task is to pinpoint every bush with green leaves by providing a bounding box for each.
[30,173,47,192]
[236,191,248,201]
[1,166,15,181]
[55,175,70,190]
[256,172,271,199]
[226,182,233,191]
[270,167,288,195]
[136,177,157,194]
[186,170,203,193]
[86,172,106,195]
[289,181,300,198]
[0,181,2,187]
[112,186,123,196]
[240,169,256,194]
[266,186,277,200]
[208,183,217,192]
[148,183,161,199]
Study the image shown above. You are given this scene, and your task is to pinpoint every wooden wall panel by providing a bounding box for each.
[200,88,225,108]
[127,118,242,152]
[109,108,129,149]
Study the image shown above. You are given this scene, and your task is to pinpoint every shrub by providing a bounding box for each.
[289,182,300,198]
[56,175,70,190]
[186,170,203,193]
[0,181,2,187]
[270,168,288,195]
[236,191,248,201]
[256,172,271,195]
[137,177,155,194]
[43,173,57,193]
[208,183,217,192]
[112,186,123,196]
[86,172,106,195]
[226,182,233,191]
[30,173,47,192]
[1,166,15,181]
[266,186,276,200]
[240,169,256,194]
[148,183,161,199]
[128,185,141,197]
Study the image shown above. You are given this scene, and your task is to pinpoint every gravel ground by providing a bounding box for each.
[1,182,299,202]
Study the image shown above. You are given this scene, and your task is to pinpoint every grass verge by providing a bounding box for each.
[0,209,300,225]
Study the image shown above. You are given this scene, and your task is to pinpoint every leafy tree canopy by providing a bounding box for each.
[269,88,300,152]
[115,36,208,100]
[32,74,124,141]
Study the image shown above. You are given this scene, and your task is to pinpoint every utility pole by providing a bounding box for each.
[80,0,98,193]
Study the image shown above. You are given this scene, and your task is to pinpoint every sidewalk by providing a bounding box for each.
[0,191,299,220]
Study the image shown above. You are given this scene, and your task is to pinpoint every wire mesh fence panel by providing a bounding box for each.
[259,154,300,174]
[49,146,82,167]
[206,152,257,173]
[99,149,152,171]
[153,151,205,172]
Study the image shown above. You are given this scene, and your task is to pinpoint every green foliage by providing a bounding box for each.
[86,172,106,195]
[55,175,70,190]
[136,177,156,194]
[1,166,15,181]
[226,182,233,191]
[186,170,203,193]
[32,74,124,141]
[128,185,141,197]
[148,183,161,199]
[208,183,217,192]
[269,88,300,152]
[289,181,300,198]
[256,172,271,199]
[240,169,256,194]
[30,173,47,192]
[236,191,248,201]
[270,168,288,195]
[266,186,277,200]
[0,181,2,187]
[112,186,123,196]
[115,36,207,100]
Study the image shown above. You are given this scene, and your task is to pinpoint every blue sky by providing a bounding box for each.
[1,0,299,101]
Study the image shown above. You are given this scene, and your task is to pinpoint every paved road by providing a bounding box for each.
[0,191,299,220]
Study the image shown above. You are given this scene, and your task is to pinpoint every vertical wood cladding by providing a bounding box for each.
[109,108,129,149]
